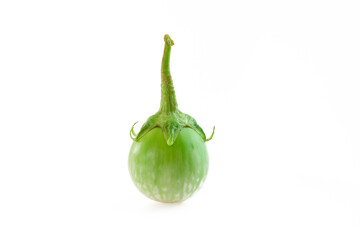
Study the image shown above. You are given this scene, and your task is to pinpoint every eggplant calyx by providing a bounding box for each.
[130,110,213,146]
[129,34,214,145]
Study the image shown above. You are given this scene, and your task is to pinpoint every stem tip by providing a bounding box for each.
[164,34,174,46]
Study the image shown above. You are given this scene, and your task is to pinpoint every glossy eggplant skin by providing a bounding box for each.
[128,127,209,203]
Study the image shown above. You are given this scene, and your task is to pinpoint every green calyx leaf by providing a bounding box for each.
[131,110,214,146]
[129,34,215,146]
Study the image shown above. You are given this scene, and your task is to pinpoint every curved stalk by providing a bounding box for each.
[160,34,178,113]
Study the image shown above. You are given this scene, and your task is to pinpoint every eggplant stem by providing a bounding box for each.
[160,34,178,113]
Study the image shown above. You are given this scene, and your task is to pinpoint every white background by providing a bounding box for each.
[1,0,360,239]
